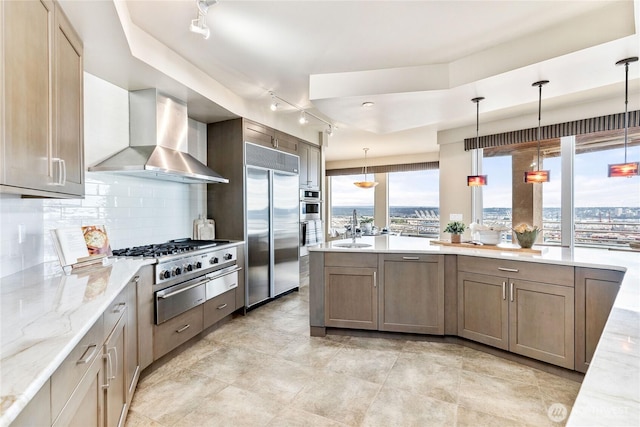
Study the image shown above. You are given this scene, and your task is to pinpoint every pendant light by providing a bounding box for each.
[608,56,639,178]
[354,148,378,188]
[524,80,551,183]
[467,97,487,186]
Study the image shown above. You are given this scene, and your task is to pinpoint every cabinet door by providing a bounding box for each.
[2,0,54,191]
[52,355,104,427]
[274,131,299,155]
[53,3,83,195]
[125,277,138,405]
[379,254,444,334]
[298,143,309,187]
[12,379,51,427]
[104,314,127,427]
[306,144,320,189]
[136,265,154,371]
[575,268,623,373]
[153,305,204,361]
[509,279,574,369]
[244,119,274,147]
[325,266,377,330]
[458,272,508,350]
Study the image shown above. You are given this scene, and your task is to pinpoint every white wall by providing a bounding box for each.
[0,73,207,278]
[438,142,473,240]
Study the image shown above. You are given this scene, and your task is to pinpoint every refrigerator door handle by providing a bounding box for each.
[301,221,307,246]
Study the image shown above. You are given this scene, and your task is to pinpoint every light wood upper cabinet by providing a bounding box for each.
[457,256,575,369]
[299,142,320,189]
[0,0,84,198]
[379,254,444,334]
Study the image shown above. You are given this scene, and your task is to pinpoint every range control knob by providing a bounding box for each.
[210,257,219,265]
[173,267,182,276]
[186,264,193,272]
[160,270,171,280]
[223,253,233,261]
[195,261,202,269]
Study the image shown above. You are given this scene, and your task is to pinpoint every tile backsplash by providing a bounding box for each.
[1,173,207,278]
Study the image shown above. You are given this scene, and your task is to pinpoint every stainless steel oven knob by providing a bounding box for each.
[223,253,233,261]
[195,261,202,269]
[160,270,171,280]
[186,264,193,272]
[210,257,219,264]
[173,267,182,276]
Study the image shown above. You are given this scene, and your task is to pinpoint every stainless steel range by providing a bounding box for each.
[113,238,240,324]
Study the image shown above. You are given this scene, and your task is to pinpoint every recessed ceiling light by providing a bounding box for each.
[361,102,375,108]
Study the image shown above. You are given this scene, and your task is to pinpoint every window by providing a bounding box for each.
[388,170,439,237]
[482,155,512,229]
[329,174,374,234]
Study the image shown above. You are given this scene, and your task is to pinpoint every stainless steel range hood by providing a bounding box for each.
[89,89,228,184]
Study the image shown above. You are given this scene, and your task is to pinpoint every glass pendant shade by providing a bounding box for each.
[608,162,639,177]
[354,148,378,188]
[524,170,550,183]
[467,97,487,187]
[467,175,488,186]
[609,57,639,178]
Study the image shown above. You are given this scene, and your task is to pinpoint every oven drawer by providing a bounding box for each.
[153,305,203,360]
[204,288,236,328]
[206,269,239,300]
[156,278,207,324]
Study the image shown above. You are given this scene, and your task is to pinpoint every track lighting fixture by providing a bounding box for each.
[467,97,487,187]
[268,91,334,134]
[189,0,217,39]
[608,56,639,178]
[524,80,551,183]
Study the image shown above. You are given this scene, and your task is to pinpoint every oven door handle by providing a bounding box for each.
[158,279,209,299]
[207,266,242,279]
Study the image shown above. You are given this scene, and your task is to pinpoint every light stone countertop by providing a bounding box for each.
[312,236,640,426]
[0,258,154,427]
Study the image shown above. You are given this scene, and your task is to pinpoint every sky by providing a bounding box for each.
[332,145,639,209]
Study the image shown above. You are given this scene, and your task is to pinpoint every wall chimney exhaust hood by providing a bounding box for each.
[89,89,228,184]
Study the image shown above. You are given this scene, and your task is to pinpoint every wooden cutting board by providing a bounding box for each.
[430,240,543,255]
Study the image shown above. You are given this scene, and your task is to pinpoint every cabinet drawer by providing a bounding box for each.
[204,288,236,328]
[104,287,128,339]
[457,256,574,287]
[325,252,377,268]
[51,315,104,420]
[153,305,203,360]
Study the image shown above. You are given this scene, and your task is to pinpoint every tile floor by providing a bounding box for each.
[125,284,581,427]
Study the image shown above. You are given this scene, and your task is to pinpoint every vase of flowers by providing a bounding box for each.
[513,223,540,248]
[444,221,466,243]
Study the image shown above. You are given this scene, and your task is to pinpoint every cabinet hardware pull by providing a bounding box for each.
[133,275,140,283]
[111,346,118,379]
[373,272,377,288]
[60,159,66,185]
[176,324,191,333]
[502,282,506,300]
[113,302,126,313]
[76,344,98,365]
[510,282,514,302]
[402,256,420,260]
[498,267,519,273]
[217,303,228,310]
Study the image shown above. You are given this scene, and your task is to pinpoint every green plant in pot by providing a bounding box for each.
[444,221,466,243]
[360,216,374,233]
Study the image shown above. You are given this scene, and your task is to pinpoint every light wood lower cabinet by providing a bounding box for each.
[324,266,378,330]
[204,288,236,328]
[11,379,52,427]
[104,308,127,427]
[457,257,575,369]
[153,305,204,360]
[379,254,444,334]
[575,267,623,373]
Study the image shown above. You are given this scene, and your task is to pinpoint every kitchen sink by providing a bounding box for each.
[333,242,372,248]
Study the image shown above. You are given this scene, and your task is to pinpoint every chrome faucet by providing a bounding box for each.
[352,209,358,243]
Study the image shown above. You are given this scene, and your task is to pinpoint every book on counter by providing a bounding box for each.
[51,225,112,271]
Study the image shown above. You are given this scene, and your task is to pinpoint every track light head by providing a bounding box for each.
[299,111,308,125]
[189,18,210,39]
[197,0,217,14]
[326,125,334,136]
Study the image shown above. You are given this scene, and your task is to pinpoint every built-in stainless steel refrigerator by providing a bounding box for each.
[245,143,300,307]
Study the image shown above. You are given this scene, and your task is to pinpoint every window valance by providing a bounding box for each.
[326,161,439,177]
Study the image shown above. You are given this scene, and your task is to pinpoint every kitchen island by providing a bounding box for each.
[309,236,640,426]
[0,258,154,427]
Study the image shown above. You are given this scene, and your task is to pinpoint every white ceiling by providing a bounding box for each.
[59,0,640,162]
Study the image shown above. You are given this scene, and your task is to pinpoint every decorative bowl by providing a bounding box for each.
[514,229,539,248]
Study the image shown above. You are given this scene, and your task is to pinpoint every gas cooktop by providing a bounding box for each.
[112,238,231,258]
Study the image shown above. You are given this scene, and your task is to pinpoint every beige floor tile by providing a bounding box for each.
[462,348,539,384]
[173,385,282,427]
[384,354,461,403]
[344,335,407,352]
[123,410,164,427]
[361,385,457,427]
[187,345,268,384]
[291,370,381,425]
[276,335,345,368]
[400,340,466,368]
[325,346,398,384]
[458,370,553,426]
[534,369,582,409]
[456,405,534,427]
[266,407,349,427]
